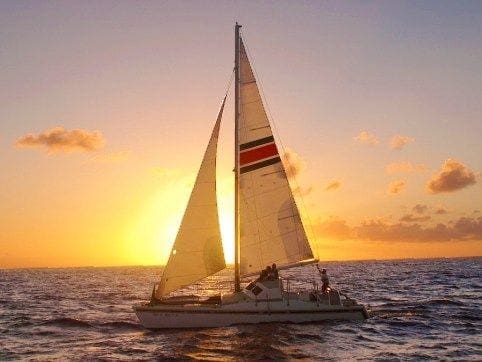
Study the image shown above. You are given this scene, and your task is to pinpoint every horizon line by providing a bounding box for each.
[1,255,480,271]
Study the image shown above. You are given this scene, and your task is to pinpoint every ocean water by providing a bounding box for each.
[0,258,480,361]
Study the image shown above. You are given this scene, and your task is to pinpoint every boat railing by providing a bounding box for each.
[281,277,347,306]
[281,277,319,292]
[286,278,290,306]
[266,289,271,312]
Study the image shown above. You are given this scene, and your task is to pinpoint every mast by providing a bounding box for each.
[234,22,241,292]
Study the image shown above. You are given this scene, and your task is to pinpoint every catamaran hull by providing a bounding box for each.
[133,306,367,329]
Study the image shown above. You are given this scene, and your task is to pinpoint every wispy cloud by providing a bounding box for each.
[325,180,341,191]
[282,148,306,179]
[390,134,414,150]
[282,149,313,196]
[412,204,428,214]
[409,203,448,216]
[388,180,406,195]
[427,159,477,194]
[16,127,104,154]
[385,161,427,174]
[399,214,431,222]
[354,131,379,146]
[313,217,353,240]
[293,185,313,196]
[434,207,448,215]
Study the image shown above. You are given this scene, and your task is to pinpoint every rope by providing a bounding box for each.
[223,69,235,101]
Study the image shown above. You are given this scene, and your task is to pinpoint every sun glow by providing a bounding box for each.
[123,174,192,265]
[217,176,235,264]
[121,172,236,266]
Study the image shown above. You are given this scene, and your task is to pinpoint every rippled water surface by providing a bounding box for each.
[1,258,481,360]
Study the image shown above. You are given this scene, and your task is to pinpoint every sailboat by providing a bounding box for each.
[133,24,368,329]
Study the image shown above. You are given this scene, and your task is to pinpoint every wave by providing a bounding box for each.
[456,312,481,322]
[370,308,427,318]
[422,299,464,306]
[356,334,375,342]
[290,332,324,341]
[385,318,431,328]
[41,317,92,328]
[99,321,143,330]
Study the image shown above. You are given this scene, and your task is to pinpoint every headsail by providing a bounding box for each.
[237,38,315,277]
[156,99,226,298]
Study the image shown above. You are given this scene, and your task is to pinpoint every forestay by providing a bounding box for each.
[237,38,314,277]
[156,99,226,297]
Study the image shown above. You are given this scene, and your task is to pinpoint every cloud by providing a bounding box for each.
[434,207,448,215]
[325,180,341,191]
[388,180,406,195]
[16,127,104,153]
[400,214,431,222]
[313,216,482,243]
[385,161,427,174]
[390,135,414,150]
[282,148,306,179]
[293,185,313,196]
[313,217,353,240]
[427,159,477,194]
[412,204,428,214]
[451,217,482,238]
[356,219,450,242]
[354,131,379,146]
[282,149,313,196]
[410,203,448,215]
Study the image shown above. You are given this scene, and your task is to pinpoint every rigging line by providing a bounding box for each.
[239,30,320,257]
[223,69,235,100]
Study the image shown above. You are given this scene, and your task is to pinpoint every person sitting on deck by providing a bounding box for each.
[321,268,330,293]
[271,263,279,279]
[265,266,273,280]
[258,267,268,281]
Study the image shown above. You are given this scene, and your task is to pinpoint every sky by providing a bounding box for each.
[1,1,481,268]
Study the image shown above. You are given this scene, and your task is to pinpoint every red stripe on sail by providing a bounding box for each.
[240,143,278,166]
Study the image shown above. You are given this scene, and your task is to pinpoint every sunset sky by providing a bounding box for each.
[1,1,481,268]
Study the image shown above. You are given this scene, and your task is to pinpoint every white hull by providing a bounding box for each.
[133,301,367,329]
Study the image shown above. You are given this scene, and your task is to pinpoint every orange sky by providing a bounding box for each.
[1,2,481,268]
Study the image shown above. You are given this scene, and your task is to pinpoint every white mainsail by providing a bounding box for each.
[237,38,315,277]
[156,99,226,298]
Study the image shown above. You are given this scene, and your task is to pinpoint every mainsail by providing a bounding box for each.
[156,99,226,297]
[237,38,315,277]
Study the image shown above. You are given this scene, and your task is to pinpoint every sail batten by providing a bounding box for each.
[237,37,314,277]
[156,99,227,298]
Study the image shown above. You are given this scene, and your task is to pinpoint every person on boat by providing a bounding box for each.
[265,265,273,280]
[258,267,268,281]
[321,268,329,293]
[271,263,279,279]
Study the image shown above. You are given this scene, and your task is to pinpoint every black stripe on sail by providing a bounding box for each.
[240,157,281,174]
[239,136,274,151]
